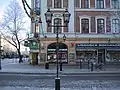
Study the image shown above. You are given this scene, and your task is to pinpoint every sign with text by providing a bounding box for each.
[76,43,120,49]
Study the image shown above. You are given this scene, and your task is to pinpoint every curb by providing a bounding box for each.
[0,71,120,75]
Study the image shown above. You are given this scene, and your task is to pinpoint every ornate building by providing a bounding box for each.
[28,0,120,65]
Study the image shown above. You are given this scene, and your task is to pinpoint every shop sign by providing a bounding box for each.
[29,41,39,50]
[76,43,120,49]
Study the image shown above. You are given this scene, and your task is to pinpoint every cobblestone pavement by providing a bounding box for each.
[0,74,120,90]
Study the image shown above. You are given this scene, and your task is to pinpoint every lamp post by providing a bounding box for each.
[45,8,70,90]
[59,34,66,71]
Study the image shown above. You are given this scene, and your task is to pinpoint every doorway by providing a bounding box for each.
[98,49,105,63]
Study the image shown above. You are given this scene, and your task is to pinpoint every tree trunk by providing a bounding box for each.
[17,49,23,63]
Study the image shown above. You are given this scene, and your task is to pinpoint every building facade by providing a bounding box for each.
[28,0,120,65]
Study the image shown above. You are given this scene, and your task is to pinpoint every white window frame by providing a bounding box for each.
[80,0,90,8]
[95,0,106,9]
[111,17,120,33]
[110,0,120,9]
[52,0,63,8]
[95,16,106,33]
[79,16,91,33]
[52,14,64,33]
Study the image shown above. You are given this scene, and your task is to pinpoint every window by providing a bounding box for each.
[112,19,119,33]
[97,19,105,33]
[35,0,41,15]
[111,0,120,9]
[81,0,89,8]
[54,18,62,33]
[81,19,89,33]
[54,0,61,8]
[96,0,104,8]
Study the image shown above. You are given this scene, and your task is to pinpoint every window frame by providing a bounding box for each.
[52,0,63,8]
[111,18,120,33]
[52,14,64,33]
[97,19,105,33]
[111,0,120,9]
[79,16,91,34]
[53,18,62,33]
[80,0,90,8]
[95,0,105,9]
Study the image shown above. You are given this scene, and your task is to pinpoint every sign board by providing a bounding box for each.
[76,43,120,49]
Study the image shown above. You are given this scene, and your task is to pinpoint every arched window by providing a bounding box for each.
[54,18,62,33]
[54,0,62,8]
[81,19,89,34]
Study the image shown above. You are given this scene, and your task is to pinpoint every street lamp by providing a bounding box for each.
[45,8,70,90]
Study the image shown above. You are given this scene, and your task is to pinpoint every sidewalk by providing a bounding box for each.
[0,61,120,75]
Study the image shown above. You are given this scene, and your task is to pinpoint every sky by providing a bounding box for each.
[0,0,31,52]
[0,0,30,20]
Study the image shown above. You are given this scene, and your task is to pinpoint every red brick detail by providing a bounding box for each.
[91,17,96,33]
[75,16,80,32]
[63,0,68,8]
[47,0,52,8]
[47,24,52,32]
[90,0,95,8]
[106,0,110,8]
[106,17,111,33]
[75,0,80,8]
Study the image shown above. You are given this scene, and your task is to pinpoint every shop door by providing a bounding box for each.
[98,49,105,63]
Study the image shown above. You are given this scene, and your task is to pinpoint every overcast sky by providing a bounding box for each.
[0,0,31,52]
[0,0,31,20]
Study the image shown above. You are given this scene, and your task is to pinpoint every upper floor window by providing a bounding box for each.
[53,18,62,33]
[54,0,62,8]
[81,19,89,34]
[111,0,120,9]
[81,0,89,8]
[96,0,104,8]
[112,19,120,33]
[97,19,105,33]
[35,0,41,15]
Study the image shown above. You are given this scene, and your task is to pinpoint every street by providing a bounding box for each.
[0,73,120,90]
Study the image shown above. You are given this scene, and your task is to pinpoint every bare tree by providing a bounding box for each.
[0,0,28,63]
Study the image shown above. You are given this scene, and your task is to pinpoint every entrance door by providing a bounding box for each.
[98,49,105,63]
[47,43,68,63]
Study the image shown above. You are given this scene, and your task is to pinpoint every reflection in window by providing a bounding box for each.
[111,0,120,9]
[81,19,89,34]
[97,19,105,33]
[54,18,62,33]
[96,0,104,8]
[54,0,61,8]
[81,0,89,8]
[112,19,119,33]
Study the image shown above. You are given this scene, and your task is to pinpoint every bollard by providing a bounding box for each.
[60,62,62,71]
[91,63,93,71]
[45,61,49,69]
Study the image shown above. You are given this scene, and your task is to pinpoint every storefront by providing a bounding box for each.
[47,43,68,63]
[76,43,120,63]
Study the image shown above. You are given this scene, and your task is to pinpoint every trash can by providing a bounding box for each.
[45,61,49,69]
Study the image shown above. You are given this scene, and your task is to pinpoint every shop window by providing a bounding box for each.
[97,19,105,33]
[111,0,120,9]
[81,0,89,8]
[53,18,62,33]
[54,0,62,8]
[81,19,89,34]
[112,19,120,33]
[96,0,104,9]
[106,51,120,62]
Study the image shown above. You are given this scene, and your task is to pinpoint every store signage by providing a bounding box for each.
[76,43,120,49]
